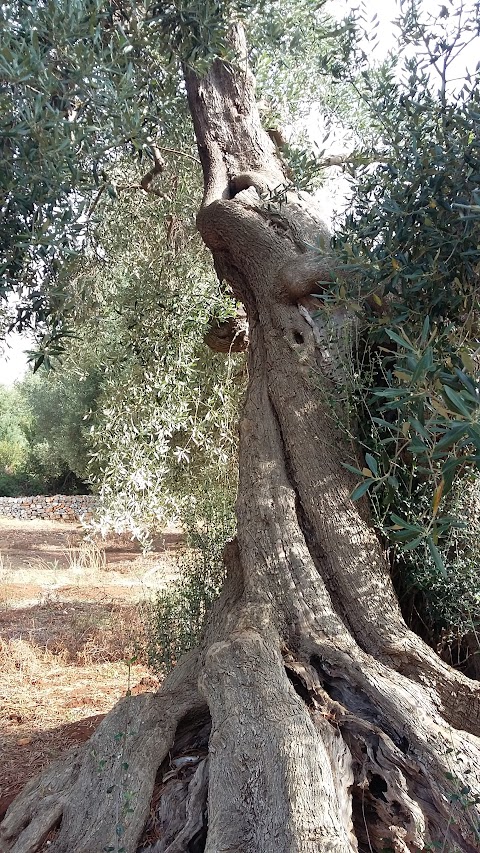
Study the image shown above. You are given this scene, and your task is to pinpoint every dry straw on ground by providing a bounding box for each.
[0,518,179,817]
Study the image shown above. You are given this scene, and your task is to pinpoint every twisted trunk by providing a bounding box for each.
[2,24,480,853]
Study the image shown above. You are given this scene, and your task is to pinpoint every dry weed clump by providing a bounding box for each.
[65,539,107,574]
[0,636,66,677]
[0,637,69,734]
[0,601,144,666]
[65,601,145,665]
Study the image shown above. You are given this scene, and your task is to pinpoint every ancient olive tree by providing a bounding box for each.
[1,2,480,852]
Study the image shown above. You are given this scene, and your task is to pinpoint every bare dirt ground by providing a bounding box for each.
[0,517,182,817]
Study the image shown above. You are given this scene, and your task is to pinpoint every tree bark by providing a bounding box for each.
[2,22,480,853]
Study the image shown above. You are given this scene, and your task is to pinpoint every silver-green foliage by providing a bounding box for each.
[1,0,173,338]
[0,0,248,345]
[1,0,354,352]
[58,159,244,539]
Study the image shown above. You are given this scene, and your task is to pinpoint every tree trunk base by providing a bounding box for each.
[0,654,205,853]
[2,573,479,853]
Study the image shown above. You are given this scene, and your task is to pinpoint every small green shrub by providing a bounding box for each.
[143,487,235,676]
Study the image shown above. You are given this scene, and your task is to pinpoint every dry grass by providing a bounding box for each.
[0,640,157,813]
[0,518,179,815]
[0,635,153,729]
[0,608,155,811]
[0,599,144,666]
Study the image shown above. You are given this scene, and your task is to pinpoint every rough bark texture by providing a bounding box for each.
[203,308,248,353]
[2,23,480,853]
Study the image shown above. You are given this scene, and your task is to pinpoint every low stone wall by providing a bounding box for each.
[0,494,97,522]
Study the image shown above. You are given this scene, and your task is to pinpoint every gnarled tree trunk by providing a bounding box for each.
[2,23,479,853]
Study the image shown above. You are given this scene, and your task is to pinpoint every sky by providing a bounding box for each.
[1,0,478,386]
[0,332,33,386]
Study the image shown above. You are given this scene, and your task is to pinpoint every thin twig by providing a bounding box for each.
[155,145,201,165]
[87,184,107,218]
[316,153,388,169]
[117,183,171,201]
[140,145,166,192]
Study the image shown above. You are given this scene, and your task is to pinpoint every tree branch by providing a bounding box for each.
[155,145,201,165]
[140,145,166,192]
[316,152,388,169]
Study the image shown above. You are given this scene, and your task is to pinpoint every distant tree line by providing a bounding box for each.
[0,372,97,495]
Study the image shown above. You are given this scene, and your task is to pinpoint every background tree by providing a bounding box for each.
[0,375,92,494]
[0,385,31,494]
[1,2,480,853]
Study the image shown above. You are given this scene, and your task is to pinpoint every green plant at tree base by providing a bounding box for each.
[142,485,235,675]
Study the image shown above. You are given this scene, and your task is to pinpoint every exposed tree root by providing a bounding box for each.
[2,551,479,853]
[0,654,204,853]
[0,746,83,853]
[200,628,357,853]
[287,653,480,853]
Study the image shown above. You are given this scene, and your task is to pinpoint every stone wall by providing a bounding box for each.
[0,494,97,522]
